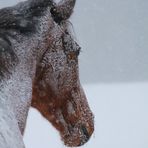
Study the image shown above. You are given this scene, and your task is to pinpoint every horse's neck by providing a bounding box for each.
[0,96,25,148]
[1,63,33,132]
[0,63,33,148]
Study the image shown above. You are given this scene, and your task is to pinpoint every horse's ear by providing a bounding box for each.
[51,0,76,23]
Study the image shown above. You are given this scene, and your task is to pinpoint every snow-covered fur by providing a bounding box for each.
[0,0,94,147]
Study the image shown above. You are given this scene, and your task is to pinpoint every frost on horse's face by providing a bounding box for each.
[0,0,94,147]
[32,24,94,147]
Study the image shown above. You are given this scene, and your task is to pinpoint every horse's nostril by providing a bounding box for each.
[81,125,90,140]
[77,125,90,146]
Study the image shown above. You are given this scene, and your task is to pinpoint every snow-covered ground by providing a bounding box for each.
[24,82,148,148]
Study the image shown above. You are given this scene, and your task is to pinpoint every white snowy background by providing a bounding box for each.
[1,0,148,148]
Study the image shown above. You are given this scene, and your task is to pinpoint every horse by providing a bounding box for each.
[0,0,94,147]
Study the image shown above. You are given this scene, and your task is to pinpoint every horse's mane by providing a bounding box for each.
[0,0,55,80]
[0,0,55,32]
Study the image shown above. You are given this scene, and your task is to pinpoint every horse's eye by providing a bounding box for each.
[68,52,77,60]
[67,48,81,60]
[74,41,81,56]
[75,46,81,56]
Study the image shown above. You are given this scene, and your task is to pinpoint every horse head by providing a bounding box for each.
[32,0,94,146]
